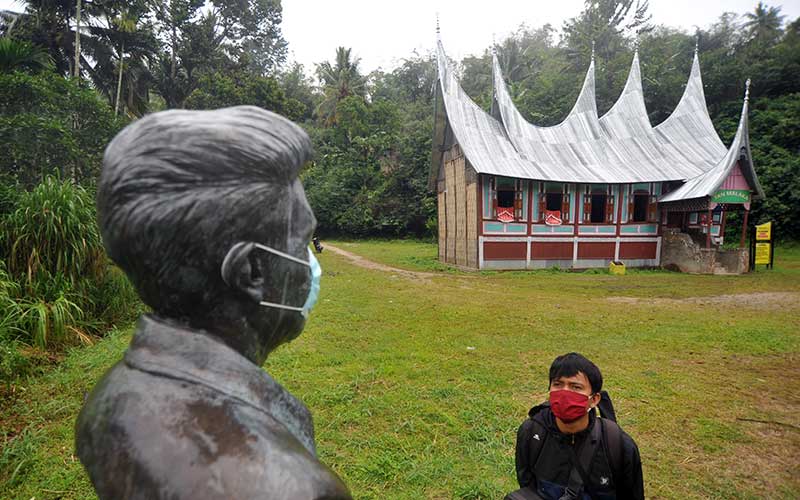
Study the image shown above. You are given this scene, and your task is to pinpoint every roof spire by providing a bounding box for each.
[591,40,595,62]
[634,34,639,55]
[435,13,440,40]
[694,32,699,55]
[492,33,497,54]
[744,78,751,102]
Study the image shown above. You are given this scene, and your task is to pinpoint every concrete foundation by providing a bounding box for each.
[661,228,749,274]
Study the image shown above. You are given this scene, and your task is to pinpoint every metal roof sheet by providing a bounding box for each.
[433,38,760,197]
[660,90,765,202]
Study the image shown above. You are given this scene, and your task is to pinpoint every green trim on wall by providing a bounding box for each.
[496,176,515,188]
[522,181,529,221]
[482,176,492,218]
[569,185,576,224]
[508,224,527,233]
[621,224,658,234]
[533,225,574,234]
[621,185,629,221]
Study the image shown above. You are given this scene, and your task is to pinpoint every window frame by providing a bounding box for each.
[631,191,650,223]
[491,176,523,222]
[539,183,570,223]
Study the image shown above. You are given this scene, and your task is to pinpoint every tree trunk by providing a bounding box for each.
[74,0,82,79]
[115,42,125,116]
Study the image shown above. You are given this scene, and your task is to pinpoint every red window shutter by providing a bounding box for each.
[562,196,570,223]
[606,195,615,223]
[539,193,546,222]
[648,195,658,222]
[583,194,591,222]
[628,197,634,222]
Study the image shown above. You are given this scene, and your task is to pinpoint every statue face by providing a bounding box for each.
[248,179,317,351]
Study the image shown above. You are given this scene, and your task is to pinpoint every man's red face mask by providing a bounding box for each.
[549,389,591,422]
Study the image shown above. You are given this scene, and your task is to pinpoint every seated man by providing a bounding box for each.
[76,106,351,499]
[512,353,643,500]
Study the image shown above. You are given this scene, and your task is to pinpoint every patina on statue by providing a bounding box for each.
[76,106,352,499]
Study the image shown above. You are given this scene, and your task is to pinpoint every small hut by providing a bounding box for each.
[430,36,763,273]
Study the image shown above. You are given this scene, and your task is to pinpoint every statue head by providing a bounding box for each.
[98,106,316,364]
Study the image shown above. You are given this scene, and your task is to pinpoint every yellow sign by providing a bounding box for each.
[755,243,771,265]
[756,222,772,241]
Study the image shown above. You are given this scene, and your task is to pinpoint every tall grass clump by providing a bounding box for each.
[0,176,140,355]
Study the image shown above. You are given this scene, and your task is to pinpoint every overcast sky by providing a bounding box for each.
[3,0,799,75]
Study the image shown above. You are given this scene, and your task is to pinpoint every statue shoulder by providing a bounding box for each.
[76,364,351,499]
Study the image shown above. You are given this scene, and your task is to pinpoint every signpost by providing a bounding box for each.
[750,221,774,270]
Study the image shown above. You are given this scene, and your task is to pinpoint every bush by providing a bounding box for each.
[0,177,141,351]
[2,176,102,284]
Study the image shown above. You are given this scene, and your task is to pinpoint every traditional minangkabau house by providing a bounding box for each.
[430,35,764,273]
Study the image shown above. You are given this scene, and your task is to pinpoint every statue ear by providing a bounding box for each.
[221,242,265,303]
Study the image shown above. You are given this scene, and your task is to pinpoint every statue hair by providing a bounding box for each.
[97,106,312,319]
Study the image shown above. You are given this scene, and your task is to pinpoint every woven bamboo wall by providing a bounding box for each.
[436,144,478,268]
[437,189,446,261]
[465,164,478,268]
[454,153,467,266]
[444,147,457,264]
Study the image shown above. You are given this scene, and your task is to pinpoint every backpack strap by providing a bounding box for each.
[599,417,624,482]
[562,419,602,499]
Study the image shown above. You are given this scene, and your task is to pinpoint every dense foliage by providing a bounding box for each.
[0,71,124,185]
[0,1,799,368]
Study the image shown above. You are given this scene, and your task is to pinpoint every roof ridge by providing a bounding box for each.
[599,49,651,128]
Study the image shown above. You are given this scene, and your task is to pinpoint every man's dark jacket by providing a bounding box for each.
[515,403,644,500]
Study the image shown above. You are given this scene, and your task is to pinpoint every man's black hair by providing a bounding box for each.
[548,352,603,394]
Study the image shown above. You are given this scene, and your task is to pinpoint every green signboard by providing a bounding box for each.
[711,189,750,203]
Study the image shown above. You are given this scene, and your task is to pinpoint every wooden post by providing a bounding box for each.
[706,209,712,249]
[740,209,749,248]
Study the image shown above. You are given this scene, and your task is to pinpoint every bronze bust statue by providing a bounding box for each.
[76,106,351,500]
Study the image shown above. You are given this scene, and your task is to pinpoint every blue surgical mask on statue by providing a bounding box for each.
[253,244,321,319]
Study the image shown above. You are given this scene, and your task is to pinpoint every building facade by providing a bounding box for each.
[431,38,764,272]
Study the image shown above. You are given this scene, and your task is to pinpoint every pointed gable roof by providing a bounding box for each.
[660,81,765,202]
[432,37,759,197]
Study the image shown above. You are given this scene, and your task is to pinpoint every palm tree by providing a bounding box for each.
[85,1,156,117]
[315,47,367,124]
[743,2,785,46]
[0,37,54,72]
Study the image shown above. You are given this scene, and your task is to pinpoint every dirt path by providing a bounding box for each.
[324,244,440,281]
[607,291,800,309]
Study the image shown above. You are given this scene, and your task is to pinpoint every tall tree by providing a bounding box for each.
[315,47,366,124]
[150,0,204,108]
[743,2,785,46]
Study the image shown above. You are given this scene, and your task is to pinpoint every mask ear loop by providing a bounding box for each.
[253,243,310,267]
[258,300,304,312]
[252,244,310,312]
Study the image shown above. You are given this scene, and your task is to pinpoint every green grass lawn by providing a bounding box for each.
[2,241,799,499]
